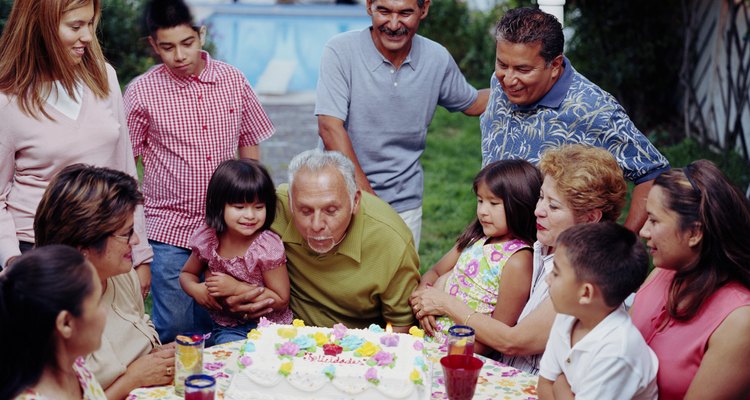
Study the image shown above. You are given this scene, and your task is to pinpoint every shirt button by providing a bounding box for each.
[394,82,398,87]
[390,69,394,74]
[566,358,571,364]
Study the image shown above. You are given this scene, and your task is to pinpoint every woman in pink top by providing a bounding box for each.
[0,0,151,286]
[632,160,750,399]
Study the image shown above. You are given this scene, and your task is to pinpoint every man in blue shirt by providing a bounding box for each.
[481,7,669,231]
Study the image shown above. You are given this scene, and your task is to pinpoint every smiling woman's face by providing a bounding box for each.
[58,2,95,65]
[640,185,700,270]
[84,214,139,281]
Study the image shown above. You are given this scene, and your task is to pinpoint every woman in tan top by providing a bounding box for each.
[35,164,175,400]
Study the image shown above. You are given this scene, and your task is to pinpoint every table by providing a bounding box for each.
[128,340,538,400]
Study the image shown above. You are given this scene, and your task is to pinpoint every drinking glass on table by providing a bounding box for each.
[175,333,205,396]
[447,325,475,355]
[185,374,216,400]
[440,354,484,400]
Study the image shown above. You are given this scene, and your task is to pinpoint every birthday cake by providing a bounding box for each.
[224,320,432,400]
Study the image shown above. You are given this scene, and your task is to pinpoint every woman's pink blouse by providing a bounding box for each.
[631,268,750,400]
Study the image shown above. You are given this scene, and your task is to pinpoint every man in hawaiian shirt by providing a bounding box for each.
[480,7,669,231]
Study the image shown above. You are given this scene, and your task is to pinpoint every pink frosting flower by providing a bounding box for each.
[239,355,253,367]
[371,351,395,366]
[277,342,301,357]
[258,317,271,327]
[333,323,348,340]
[365,367,379,383]
[413,341,424,351]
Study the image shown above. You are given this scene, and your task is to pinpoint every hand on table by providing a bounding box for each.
[127,345,176,387]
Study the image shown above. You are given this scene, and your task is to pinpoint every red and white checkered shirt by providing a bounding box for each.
[124,51,274,249]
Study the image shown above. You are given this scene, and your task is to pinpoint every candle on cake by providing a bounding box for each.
[380,323,399,347]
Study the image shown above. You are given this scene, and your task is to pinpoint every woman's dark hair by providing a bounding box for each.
[456,159,542,250]
[35,164,143,253]
[205,159,277,235]
[655,160,750,321]
[0,245,94,399]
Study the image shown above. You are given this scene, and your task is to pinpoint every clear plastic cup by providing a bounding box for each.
[447,325,475,355]
[174,334,205,396]
[185,374,216,400]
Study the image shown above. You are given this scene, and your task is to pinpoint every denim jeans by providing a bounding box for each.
[149,240,212,344]
[211,321,259,345]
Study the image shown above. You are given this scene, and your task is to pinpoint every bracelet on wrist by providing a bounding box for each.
[463,311,478,326]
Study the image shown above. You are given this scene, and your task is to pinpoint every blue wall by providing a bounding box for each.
[206,4,371,92]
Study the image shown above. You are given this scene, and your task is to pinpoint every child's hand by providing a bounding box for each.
[206,272,243,297]
[194,284,222,311]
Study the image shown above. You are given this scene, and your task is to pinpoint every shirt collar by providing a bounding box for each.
[568,305,630,352]
[163,50,216,87]
[512,56,573,112]
[363,27,418,72]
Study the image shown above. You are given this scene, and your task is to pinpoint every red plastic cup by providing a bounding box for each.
[440,354,484,400]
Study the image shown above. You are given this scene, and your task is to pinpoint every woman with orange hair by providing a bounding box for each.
[0,0,151,290]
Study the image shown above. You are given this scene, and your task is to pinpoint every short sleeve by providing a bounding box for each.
[437,48,478,112]
[251,230,286,272]
[189,224,218,262]
[314,39,351,121]
[238,74,275,148]
[537,315,565,381]
[602,109,670,184]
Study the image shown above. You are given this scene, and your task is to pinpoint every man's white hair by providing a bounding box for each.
[288,150,358,205]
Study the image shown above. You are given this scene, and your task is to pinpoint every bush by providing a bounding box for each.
[419,0,535,88]
[99,0,155,86]
[566,0,683,131]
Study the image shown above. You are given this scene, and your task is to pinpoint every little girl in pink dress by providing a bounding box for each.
[180,159,292,345]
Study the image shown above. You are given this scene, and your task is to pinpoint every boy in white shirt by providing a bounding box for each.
[537,222,658,400]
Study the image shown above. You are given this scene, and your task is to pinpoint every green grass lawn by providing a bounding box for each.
[418,108,750,273]
[420,109,482,272]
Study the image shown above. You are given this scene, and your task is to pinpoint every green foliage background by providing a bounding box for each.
[0,0,154,85]
[566,0,683,131]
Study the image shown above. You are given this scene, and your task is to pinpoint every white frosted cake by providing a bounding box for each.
[224,321,431,400]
